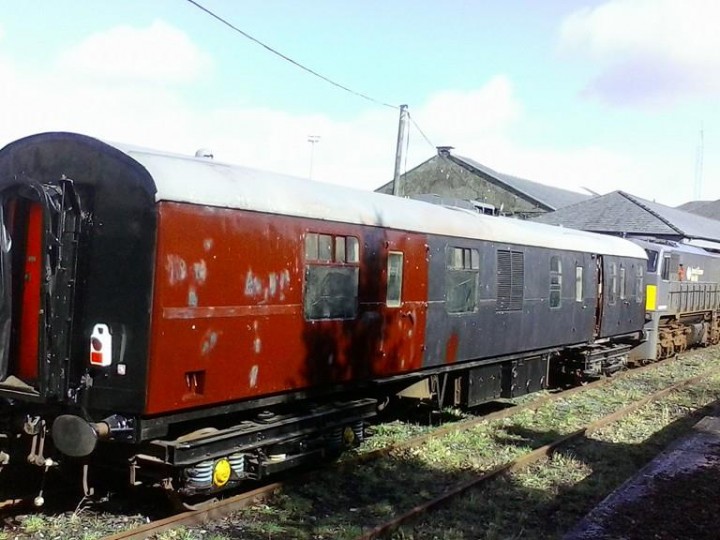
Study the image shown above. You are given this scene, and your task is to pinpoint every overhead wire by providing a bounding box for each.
[184,0,399,110]
[407,112,435,150]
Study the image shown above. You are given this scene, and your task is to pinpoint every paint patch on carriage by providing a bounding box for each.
[166,254,187,285]
[244,270,263,297]
[244,268,292,301]
[249,365,259,388]
[193,260,208,285]
[201,330,219,355]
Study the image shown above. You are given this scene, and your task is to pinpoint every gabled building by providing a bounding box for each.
[375,146,590,219]
[532,190,720,250]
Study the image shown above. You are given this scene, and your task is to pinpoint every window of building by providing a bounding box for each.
[575,265,583,302]
[497,250,524,311]
[609,262,617,305]
[387,252,403,307]
[446,246,480,313]
[550,256,562,308]
[619,265,627,300]
[304,232,360,320]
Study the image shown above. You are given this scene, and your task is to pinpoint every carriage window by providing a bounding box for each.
[387,252,403,307]
[346,237,359,263]
[619,265,627,299]
[635,265,644,302]
[550,256,562,308]
[661,256,671,281]
[497,249,524,311]
[318,234,333,261]
[609,263,617,304]
[304,232,360,320]
[575,266,583,302]
[305,233,318,261]
[446,246,479,313]
[335,237,345,262]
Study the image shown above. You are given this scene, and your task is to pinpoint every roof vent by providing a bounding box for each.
[437,146,454,157]
[195,148,214,159]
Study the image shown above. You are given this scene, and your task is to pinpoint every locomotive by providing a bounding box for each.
[0,132,646,501]
[629,238,720,362]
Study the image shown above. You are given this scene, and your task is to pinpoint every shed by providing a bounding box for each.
[375,147,590,219]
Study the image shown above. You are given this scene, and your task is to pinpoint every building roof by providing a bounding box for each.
[532,190,720,243]
[675,199,720,220]
[375,148,591,211]
[448,154,591,211]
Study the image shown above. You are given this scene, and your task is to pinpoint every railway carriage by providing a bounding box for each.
[0,132,646,499]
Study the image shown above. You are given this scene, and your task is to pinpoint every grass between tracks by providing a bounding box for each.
[6,349,720,539]
[175,348,720,540]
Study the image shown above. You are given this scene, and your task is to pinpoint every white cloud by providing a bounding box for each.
[560,0,720,105]
[0,21,712,208]
[57,20,212,84]
[414,76,521,141]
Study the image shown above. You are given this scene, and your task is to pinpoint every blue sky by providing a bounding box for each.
[1,0,717,206]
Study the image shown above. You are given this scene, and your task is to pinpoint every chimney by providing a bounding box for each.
[437,146,454,157]
[195,148,214,159]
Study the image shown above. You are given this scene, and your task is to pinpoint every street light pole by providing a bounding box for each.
[308,135,320,179]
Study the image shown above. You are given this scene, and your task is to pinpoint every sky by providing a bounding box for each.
[0,0,718,206]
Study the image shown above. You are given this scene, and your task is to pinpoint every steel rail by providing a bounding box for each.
[345,352,690,467]
[100,351,705,540]
[354,363,720,540]
[101,481,283,540]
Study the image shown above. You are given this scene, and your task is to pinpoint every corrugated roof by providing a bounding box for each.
[449,154,591,210]
[532,191,720,242]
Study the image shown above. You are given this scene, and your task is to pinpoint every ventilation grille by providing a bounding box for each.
[497,250,524,311]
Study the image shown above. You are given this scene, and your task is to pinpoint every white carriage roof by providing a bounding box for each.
[115,143,646,259]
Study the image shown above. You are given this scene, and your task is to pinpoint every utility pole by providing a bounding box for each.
[392,104,409,196]
[308,135,320,180]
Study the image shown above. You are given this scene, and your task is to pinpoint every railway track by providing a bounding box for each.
[100,350,719,540]
[355,364,720,539]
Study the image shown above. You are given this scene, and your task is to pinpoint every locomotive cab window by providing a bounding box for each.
[304,232,359,320]
[386,252,403,307]
[645,250,659,273]
[661,255,671,281]
[446,246,479,313]
[550,256,562,308]
[619,265,627,300]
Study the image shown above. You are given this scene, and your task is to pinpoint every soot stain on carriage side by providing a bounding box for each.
[298,225,405,392]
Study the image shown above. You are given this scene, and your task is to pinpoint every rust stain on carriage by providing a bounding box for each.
[446,333,460,363]
[145,202,428,415]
